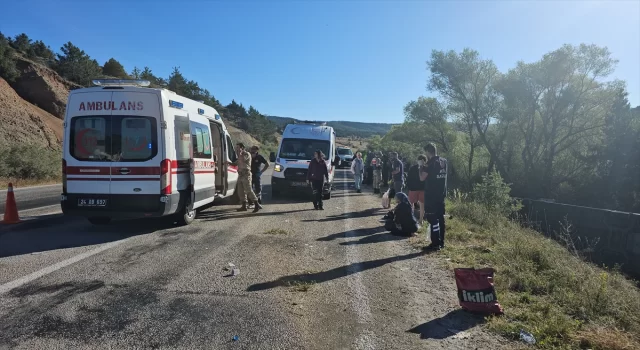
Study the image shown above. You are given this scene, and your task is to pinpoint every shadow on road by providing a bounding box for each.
[301,207,385,223]
[0,218,168,258]
[247,250,426,292]
[197,208,314,221]
[407,309,485,340]
[339,232,407,246]
[316,227,385,241]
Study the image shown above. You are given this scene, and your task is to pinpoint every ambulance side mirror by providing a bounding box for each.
[269,152,276,162]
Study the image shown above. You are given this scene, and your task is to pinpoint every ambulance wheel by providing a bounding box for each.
[323,191,331,200]
[88,217,111,225]
[271,188,280,198]
[228,186,240,205]
[176,205,196,226]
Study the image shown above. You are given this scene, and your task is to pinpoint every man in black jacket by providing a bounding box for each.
[420,143,448,250]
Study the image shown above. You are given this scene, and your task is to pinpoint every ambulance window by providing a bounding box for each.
[69,117,108,161]
[118,117,154,160]
[226,135,236,161]
[191,122,212,159]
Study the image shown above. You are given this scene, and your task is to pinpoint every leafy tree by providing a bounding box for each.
[102,58,128,78]
[54,41,102,86]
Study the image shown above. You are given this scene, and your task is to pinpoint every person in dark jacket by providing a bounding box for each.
[307,150,329,210]
[407,154,427,224]
[384,192,419,237]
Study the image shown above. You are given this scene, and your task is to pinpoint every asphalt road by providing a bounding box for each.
[0,169,514,350]
[0,184,61,214]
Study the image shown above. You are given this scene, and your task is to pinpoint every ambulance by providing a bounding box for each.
[269,121,340,199]
[60,79,240,226]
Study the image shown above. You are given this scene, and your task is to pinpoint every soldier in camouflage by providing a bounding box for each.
[372,151,383,194]
[230,143,262,213]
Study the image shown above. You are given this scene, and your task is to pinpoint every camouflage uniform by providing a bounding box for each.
[235,150,260,211]
[372,154,383,193]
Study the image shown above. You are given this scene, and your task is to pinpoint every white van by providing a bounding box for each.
[269,121,340,199]
[61,79,240,226]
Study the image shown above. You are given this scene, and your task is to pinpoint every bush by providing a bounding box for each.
[471,170,521,217]
[0,145,61,181]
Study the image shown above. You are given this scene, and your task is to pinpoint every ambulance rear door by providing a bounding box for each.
[107,91,164,214]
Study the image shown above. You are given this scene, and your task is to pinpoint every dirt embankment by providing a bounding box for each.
[0,77,63,149]
[9,56,81,120]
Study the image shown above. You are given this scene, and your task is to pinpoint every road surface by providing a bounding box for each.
[0,169,514,349]
[0,184,61,214]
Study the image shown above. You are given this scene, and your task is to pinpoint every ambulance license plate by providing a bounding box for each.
[291,181,308,187]
[78,198,108,207]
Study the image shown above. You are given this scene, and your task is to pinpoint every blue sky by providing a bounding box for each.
[1,0,638,123]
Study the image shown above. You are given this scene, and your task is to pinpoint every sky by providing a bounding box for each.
[1,0,638,123]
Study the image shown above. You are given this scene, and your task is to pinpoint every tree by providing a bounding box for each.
[102,58,128,78]
[11,33,31,53]
[496,44,620,197]
[403,97,456,153]
[167,66,187,95]
[130,66,141,79]
[428,49,505,183]
[0,33,18,81]
[55,42,102,86]
[30,40,55,62]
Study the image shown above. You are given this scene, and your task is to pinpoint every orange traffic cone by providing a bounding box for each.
[2,183,21,224]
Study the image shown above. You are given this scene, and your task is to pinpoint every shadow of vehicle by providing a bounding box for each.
[0,218,169,258]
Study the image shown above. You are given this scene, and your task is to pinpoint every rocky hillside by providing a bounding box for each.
[0,77,63,149]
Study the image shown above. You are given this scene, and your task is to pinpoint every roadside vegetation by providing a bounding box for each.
[0,145,61,189]
[409,171,640,349]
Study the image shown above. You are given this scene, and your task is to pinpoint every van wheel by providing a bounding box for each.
[176,205,196,226]
[271,188,280,198]
[88,217,111,225]
[323,191,331,200]
[228,186,240,205]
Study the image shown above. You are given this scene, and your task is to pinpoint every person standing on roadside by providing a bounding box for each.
[420,143,448,250]
[307,150,329,210]
[372,151,383,194]
[230,143,262,213]
[248,145,269,207]
[407,154,427,224]
[390,152,405,194]
[351,152,365,193]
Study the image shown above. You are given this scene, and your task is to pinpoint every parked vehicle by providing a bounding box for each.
[61,79,239,226]
[269,121,340,199]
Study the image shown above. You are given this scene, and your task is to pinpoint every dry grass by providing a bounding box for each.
[0,178,60,189]
[443,199,640,349]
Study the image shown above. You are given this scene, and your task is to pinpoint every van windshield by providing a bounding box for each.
[279,138,330,160]
[70,115,158,162]
[337,148,353,155]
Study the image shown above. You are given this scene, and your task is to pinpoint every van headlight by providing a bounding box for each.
[274,164,283,172]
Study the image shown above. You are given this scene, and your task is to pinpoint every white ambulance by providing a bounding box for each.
[61,79,240,226]
[269,121,340,199]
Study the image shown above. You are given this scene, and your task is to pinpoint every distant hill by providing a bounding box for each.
[266,115,395,138]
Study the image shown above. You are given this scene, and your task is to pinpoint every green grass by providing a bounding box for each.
[440,199,640,349]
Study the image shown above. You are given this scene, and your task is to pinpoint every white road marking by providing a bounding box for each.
[0,239,130,294]
[341,172,376,350]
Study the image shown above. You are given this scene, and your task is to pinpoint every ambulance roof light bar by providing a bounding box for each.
[294,120,327,126]
[92,79,151,87]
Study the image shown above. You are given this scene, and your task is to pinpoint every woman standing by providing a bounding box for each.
[350,152,365,193]
[307,150,329,210]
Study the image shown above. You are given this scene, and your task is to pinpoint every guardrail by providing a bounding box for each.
[520,198,640,279]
